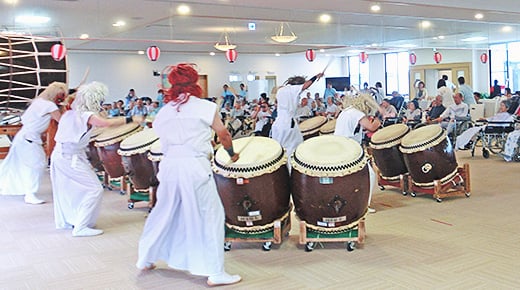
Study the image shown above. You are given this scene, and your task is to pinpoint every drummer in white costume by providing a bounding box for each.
[335,93,383,213]
[271,73,324,159]
[51,82,143,237]
[136,63,242,287]
[0,82,67,204]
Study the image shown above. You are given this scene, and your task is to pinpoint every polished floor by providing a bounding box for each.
[1,149,520,289]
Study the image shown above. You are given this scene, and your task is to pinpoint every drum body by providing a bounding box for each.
[148,139,162,179]
[299,116,327,140]
[94,123,142,178]
[87,127,106,172]
[319,118,337,135]
[400,125,458,186]
[212,137,290,232]
[369,124,410,179]
[118,129,159,191]
[291,135,370,230]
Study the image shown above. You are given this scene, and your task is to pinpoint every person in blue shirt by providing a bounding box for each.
[323,83,337,104]
[221,84,235,108]
[238,83,247,99]
[156,89,164,107]
[129,98,148,117]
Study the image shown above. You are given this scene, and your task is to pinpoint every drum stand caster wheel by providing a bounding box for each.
[379,186,385,190]
[435,197,442,203]
[410,192,416,197]
[262,242,272,251]
[128,202,134,209]
[224,241,232,252]
[483,149,490,159]
[465,192,471,197]
[346,241,356,252]
[305,242,315,252]
[119,190,126,196]
[402,191,407,196]
[106,186,113,191]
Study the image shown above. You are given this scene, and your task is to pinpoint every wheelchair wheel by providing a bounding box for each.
[488,137,505,154]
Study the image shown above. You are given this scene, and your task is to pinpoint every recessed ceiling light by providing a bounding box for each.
[420,21,431,28]
[474,13,484,20]
[79,34,89,39]
[15,15,50,25]
[112,21,125,27]
[461,36,487,42]
[137,50,144,55]
[438,35,445,39]
[319,14,331,23]
[502,26,513,32]
[275,53,280,57]
[319,49,325,53]
[177,5,190,15]
[4,0,18,4]
[209,52,215,56]
[370,4,381,12]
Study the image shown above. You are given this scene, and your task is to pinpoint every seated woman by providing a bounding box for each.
[456,100,514,150]
[402,101,422,125]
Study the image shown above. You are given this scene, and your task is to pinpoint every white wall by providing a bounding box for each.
[67,52,344,103]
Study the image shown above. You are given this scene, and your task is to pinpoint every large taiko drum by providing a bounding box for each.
[87,127,106,172]
[212,136,290,233]
[369,124,410,180]
[94,123,142,178]
[291,135,370,231]
[400,125,458,187]
[299,116,327,139]
[319,118,337,135]
[117,129,159,191]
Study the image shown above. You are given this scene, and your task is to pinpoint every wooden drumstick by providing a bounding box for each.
[322,56,335,74]
[225,136,254,165]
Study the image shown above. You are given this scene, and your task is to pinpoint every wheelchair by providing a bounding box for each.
[445,116,473,144]
[469,120,516,158]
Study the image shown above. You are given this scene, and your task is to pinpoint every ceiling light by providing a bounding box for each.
[461,36,487,42]
[420,21,431,28]
[319,49,325,53]
[137,50,144,55]
[214,32,236,51]
[177,5,190,15]
[209,52,215,56]
[4,0,18,4]
[370,4,381,12]
[275,53,280,57]
[438,35,445,39]
[79,34,89,39]
[474,13,484,20]
[502,26,513,32]
[15,15,50,25]
[112,21,125,27]
[271,22,298,43]
[319,14,331,23]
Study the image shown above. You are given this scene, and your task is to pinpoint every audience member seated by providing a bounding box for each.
[323,97,339,119]
[425,95,446,124]
[296,97,312,121]
[402,101,422,124]
[388,91,405,112]
[250,101,272,137]
[380,99,398,125]
[433,93,469,136]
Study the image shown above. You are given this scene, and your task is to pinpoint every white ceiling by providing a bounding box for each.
[2,0,520,56]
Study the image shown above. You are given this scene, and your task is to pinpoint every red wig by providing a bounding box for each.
[163,63,202,107]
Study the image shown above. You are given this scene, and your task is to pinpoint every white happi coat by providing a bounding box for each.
[271,84,304,158]
[0,98,57,196]
[51,110,103,230]
[136,97,225,276]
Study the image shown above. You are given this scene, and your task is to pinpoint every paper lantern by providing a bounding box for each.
[50,44,66,61]
[480,52,488,64]
[146,46,160,61]
[409,52,417,65]
[226,49,238,63]
[359,51,368,63]
[433,51,442,64]
[305,49,316,62]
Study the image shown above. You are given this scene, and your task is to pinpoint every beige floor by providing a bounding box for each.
[1,150,520,289]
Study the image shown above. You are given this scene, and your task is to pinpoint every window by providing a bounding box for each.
[490,43,507,93]
[385,52,409,97]
[347,55,369,91]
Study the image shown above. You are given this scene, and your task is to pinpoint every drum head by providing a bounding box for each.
[89,126,106,141]
[400,125,445,153]
[213,136,286,178]
[147,139,163,162]
[319,119,337,134]
[370,123,410,149]
[94,123,142,147]
[299,116,327,135]
[118,128,159,156]
[292,135,367,177]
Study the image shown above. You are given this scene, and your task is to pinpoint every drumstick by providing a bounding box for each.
[322,56,335,74]
[76,66,90,88]
[225,136,254,166]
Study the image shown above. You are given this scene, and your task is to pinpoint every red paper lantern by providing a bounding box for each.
[409,52,417,65]
[226,49,238,63]
[50,44,66,61]
[480,52,488,64]
[146,46,160,61]
[359,51,368,63]
[433,51,442,64]
[305,49,316,62]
